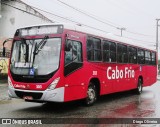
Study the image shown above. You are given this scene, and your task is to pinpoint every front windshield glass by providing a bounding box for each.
[10,38,61,75]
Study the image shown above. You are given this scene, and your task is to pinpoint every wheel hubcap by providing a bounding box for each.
[87,88,95,103]
[138,83,142,92]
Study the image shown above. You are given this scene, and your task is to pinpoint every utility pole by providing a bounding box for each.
[156,19,160,76]
[156,19,160,55]
[0,0,1,18]
[117,27,126,36]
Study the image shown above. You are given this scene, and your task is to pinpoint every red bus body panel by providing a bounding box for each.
[8,25,157,103]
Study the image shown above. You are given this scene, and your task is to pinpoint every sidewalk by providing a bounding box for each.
[0,74,7,85]
[0,80,7,86]
[0,85,10,101]
[0,75,10,101]
[0,80,7,84]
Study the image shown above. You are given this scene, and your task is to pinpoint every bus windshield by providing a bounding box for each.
[10,38,61,76]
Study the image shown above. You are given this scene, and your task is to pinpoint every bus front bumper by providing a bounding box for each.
[8,87,65,102]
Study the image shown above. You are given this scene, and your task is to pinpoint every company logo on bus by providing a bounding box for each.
[107,66,135,80]
[14,84,26,89]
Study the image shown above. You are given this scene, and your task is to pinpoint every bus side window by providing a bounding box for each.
[73,41,82,62]
[87,38,94,61]
[138,49,145,64]
[149,52,152,65]
[145,50,151,65]
[117,44,128,63]
[110,42,116,62]
[87,37,102,61]
[151,52,156,65]
[123,45,128,63]
[65,39,82,65]
[93,38,102,61]
[65,40,72,65]
[128,46,137,64]
[103,41,109,62]
[117,44,122,63]
[103,40,116,62]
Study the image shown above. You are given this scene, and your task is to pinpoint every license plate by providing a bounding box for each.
[23,96,33,100]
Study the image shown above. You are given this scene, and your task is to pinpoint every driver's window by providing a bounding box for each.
[65,39,82,65]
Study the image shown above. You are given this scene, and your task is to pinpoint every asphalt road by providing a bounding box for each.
[0,80,160,126]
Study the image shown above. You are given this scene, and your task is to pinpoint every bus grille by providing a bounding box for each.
[15,91,43,99]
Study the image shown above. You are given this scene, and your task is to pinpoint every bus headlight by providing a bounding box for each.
[8,77,13,88]
[48,77,60,90]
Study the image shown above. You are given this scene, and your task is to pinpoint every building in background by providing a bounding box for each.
[0,0,1,18]
[0,0,53,50]
[0,0,53,74]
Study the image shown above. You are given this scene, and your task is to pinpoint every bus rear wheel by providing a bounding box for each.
[85,83,97,106]
[136,78,143,94]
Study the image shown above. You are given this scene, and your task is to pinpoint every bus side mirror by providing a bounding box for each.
[2,38,13,57]
[2,47,6,57]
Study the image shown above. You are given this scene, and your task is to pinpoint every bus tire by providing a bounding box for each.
[136,78,143,95]
[85,82,97,106]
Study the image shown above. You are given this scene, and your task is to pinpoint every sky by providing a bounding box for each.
[22,0,160,52]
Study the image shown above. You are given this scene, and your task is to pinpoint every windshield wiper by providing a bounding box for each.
[34,36,49,55]
[32,36,49,67]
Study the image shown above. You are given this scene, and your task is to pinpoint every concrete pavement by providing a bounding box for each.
[0,76,11,101]
[157,75,160,80]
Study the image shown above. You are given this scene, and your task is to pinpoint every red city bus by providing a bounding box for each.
[7,23,157,105]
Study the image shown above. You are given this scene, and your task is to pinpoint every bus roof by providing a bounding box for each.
[19,23,156,52]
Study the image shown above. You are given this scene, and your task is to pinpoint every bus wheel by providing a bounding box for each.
[136,78,143,94]
[85,83,97,106]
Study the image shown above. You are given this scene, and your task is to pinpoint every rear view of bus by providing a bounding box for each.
[8,24,66,103]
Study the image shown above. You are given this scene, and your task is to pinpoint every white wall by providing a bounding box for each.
[0,0,1,18]
[0,0,52,39]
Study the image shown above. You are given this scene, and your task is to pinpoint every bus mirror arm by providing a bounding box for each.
[2,47,6,57]
[2,38,13,57]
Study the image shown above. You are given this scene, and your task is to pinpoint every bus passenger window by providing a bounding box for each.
[87,37,102,61]
[128,46,137,64]
[65,40,72,64]
[117,44,128,63]
[87,38,94,61]
[65,40,82,65]
[110,42,116,62]
[138,49,145,64]
[103,40,116,62]
[145,51,151,65]
[103,41,109,62]
[151,52,156,65]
